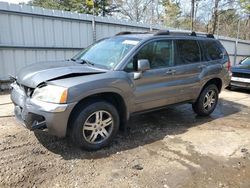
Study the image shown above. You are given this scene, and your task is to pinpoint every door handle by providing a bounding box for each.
[165,69,176,75]
[198,65,207,69]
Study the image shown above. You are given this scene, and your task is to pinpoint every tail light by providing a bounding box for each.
[224,52,231,72]
[226,60,231,72]
[223,60,232,76]
[223,61,231,71]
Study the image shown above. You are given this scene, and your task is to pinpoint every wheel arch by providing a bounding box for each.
[201,78,223,94]
[67,92,128,135]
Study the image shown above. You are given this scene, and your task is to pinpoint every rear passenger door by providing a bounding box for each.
[200,40,225,73]
[172,39,206,101]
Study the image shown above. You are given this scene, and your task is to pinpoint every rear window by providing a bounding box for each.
[175,40,201,65]
[201,40,223,61]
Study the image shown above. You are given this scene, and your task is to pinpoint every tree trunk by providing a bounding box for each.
[212,0,220,34]
[135,0,139,22]
[191,0,195,31]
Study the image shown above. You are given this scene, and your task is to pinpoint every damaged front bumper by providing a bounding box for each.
[10,83,76,137]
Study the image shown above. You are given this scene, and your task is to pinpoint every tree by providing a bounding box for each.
[28,0,118,16]
[162,0,182,28]
[113,0,153,22]
[27,0,250,39]
[59,0,86,13]
[81,0,119,16]
[217,9,240,36]
[239,0,250,14]
[210,0,220,34]
[191,0,202,31]
[216,8,250,40]
[191,0,195,30]
[28,0,61,10]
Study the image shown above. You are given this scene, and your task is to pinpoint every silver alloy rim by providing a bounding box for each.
[203,90,216,111]
[83,110,113,144]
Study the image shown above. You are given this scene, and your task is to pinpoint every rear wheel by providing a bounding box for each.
[70,101,119,150]
[192,84,219,116]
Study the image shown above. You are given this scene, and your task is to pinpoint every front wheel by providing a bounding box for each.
[192,84,219,116]
[70,101,120,150]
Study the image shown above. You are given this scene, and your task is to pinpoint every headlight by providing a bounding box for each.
[32,85,68,104]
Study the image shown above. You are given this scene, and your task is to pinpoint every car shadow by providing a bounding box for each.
[34,98,247,160]
[228,87,250,94]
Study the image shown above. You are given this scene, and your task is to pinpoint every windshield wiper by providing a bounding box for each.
[70,58,95,66]
[70,58,76,61]
[81,59,95,66]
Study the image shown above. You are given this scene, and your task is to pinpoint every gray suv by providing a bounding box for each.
[10,31,231,150]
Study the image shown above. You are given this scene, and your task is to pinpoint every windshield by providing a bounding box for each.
[72,37,141,69]
[241,57,250,66]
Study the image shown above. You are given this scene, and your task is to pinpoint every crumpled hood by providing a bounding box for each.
[16,61,106,88]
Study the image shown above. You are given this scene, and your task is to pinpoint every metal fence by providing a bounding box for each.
[0,2,250,81]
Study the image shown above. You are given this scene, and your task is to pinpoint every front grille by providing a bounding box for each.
[232,72,250,79]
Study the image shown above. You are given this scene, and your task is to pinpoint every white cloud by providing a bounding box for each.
[0,0,30,4]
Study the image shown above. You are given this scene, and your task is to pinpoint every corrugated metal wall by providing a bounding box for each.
[219,38,250,64]
[0,2,250,81]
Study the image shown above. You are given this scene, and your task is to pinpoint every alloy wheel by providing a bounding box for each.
[203,90,216,111]
[83,110,114,144]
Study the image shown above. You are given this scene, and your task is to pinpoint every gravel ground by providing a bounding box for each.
[0,89,250,188]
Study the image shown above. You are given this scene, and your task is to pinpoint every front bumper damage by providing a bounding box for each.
[10,83,76,137]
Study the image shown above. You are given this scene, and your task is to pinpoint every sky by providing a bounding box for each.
[1,0,29,4]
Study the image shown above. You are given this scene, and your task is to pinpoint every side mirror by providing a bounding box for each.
[137,59,150,72]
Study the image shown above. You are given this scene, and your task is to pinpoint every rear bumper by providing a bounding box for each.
[10,83,76,137]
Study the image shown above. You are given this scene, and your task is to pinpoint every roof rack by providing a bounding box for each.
[206,34,215,38]
[154,30,170,35]
[190,31,197,36]
[154,30,214,38]
[115,30,215,38]
[115,31,150,36]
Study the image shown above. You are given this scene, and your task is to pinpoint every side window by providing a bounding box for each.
[175,40,201,65]
[202,41,223,61]
[124,40,173,71]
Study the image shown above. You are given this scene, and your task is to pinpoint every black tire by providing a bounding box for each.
[226,84,232,90]
[227,85,236,91]
[70,101,120,150]
[192,84,219,116]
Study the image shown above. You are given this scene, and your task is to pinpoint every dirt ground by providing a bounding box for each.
[0,89,250,188]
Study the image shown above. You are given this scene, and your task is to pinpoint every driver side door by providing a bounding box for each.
[125,39,181,112]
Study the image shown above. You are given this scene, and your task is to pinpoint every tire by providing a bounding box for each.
[227,85,236,91]
[192,84,219,116]
[226,84,232,90]
[70,101,120,150]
